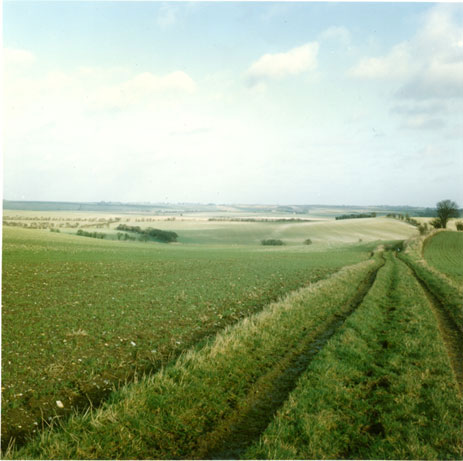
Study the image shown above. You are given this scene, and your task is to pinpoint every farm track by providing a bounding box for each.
[193,258,385,460]
[400,256,463,393]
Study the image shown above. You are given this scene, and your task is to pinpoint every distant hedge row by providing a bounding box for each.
[261,238,313,246]
[335,212,376,220]
[116,224,178,243]
[76,229,106,239]
[261,239,284,246]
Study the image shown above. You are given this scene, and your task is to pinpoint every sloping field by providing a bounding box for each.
[266,217,417,245]
[127,216,417,246]
[2,226,372,447]
[424,231,463,283]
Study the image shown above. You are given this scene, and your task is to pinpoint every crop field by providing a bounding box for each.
[3,211,462,459]
[423,231,463,283]
[2,222,376,447]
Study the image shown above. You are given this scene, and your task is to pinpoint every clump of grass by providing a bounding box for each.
[245,254,463,460]
[8,255,383,459]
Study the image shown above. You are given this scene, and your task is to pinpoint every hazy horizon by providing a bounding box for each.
[2,198,451,210]
[3,2,462,207]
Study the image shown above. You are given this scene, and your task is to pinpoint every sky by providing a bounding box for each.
[2,1,463,207]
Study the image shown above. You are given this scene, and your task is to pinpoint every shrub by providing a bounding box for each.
[261,239,284,246]
[304,239,312,245]
[115,224,178,243]
[456,221,463,231]
[430,218,443,229]
[418,223,429,235]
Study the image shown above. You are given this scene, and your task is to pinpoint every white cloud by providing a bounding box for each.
[157,3,178,28]
[320,26,351,46]
[400,115,445,131]
[348,43,412,80]
[391,101,447,116]
[397,58,463,100]
[348,5,463,101]
[3,48,36,67]
[90,71,197,110]
[246,42,319,85]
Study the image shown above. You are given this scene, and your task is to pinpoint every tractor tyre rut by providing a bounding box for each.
[399,257,463,394]
[192,258,385,460]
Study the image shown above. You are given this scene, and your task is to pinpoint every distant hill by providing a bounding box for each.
[2,200,443,217]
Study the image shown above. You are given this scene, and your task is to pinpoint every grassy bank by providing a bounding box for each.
[6,253,383,459]
[245,253,462,460]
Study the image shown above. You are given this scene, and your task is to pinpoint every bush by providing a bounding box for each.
[430,218,443,229]
[456,221,463,231]
[418,223,429,235]
[261,239,284,246]
[115,225,178,243]
[304,239,312,245]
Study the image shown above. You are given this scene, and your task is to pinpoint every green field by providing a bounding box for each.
[2,222,377,446]
[424,231,463,283]
[2,211,462,459]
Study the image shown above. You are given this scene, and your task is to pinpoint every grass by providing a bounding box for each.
[7,252,384,459]
[423,231,463,283]
[2,225,373,446]
[399,232,463,334]
[245,253,463,460]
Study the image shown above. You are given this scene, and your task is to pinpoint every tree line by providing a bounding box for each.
[335,212,377,220]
